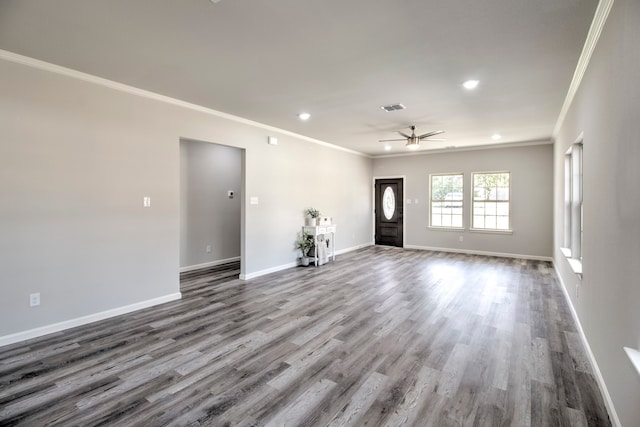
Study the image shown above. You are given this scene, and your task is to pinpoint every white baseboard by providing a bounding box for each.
[0,292,182,348]
[335,242,374,255]
[179,256,240,273]
[239,243,374,281]
[404,244,553,262]
[240,262,298,280]
[552,261,621,427]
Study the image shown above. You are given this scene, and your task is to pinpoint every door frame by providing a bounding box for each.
[372,175,406,248]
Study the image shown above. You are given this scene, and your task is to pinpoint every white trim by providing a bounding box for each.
[240,262,297,280]
[428,226,466,232]
[374,139,552,159]
[239,243,373,280]
[553,0,615,137]
[469,228,513,235]
[0,49,368,158]
[179,256,240,273]
[0,292,182,348]
[624,347,640,378]
[405,245,552,262]
[335,242,373,255]
[567,258,583,276]
[553,261,621,427]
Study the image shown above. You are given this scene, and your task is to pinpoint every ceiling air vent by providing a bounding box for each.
[381,103,406,112]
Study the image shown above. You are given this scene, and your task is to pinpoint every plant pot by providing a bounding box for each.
[301,257,310,266]
[305,216,315,226]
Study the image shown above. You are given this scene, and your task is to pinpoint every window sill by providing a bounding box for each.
[469,228,513,235]
[428,226,466,232]
[624,347,640,378]
[561,247,582,278]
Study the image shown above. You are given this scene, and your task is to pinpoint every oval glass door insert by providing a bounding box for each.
[383,186,395,220]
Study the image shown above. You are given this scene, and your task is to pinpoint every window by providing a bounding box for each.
[563,139,583,275]
[472,172,511,231]
[430,173,464,228]
[382,186,395,220]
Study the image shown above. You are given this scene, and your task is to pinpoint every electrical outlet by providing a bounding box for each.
[206,245,212,253]
[459,235,464,242]
[30,293,40,307]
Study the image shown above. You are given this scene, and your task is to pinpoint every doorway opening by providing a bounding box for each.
[179,138,245,281]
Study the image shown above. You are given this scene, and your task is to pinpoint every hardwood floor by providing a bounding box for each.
[0,247,611,426]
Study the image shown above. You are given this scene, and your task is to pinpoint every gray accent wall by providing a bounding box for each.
[0,56,373,339]
[180,140,241,268]
[553,0,640,424]
[373,144,554,258]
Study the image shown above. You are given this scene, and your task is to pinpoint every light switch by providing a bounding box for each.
[250,197,259,205]
[143,196,151,207]
[407,199,412,204]
[415,199,419,204]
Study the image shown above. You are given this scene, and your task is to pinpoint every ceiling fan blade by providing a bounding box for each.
[423,138,446,141]
[398,131,411,139]
[418,130,444,139]
[378,138,407,142]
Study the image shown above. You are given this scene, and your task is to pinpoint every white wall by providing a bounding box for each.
[552,0,640,424]
[0,54,373,341]
[373,144,553,258]
[180,140,241,268]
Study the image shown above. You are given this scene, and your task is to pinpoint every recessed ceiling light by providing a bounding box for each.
[297,112,311,121]
[491,133,502,140]
[463,80,479,90]
[384,145,392,151]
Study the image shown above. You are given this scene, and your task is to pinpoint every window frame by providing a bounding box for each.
[428,172,465,230]
[470,171,512,233]
[562,136,583,277]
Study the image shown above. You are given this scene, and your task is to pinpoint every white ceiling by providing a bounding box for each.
[0,0,598,156]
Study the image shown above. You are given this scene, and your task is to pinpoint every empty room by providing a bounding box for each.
[0,0,638,425]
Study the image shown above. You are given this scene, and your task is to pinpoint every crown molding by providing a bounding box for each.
[373,138,552,159]
[0,49,369,158]
[553,0,615,137]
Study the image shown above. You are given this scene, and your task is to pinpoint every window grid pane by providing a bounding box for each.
[430,173,464,229]
[472,172,510,230]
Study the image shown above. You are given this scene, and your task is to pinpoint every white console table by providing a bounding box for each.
[302,225,336,266]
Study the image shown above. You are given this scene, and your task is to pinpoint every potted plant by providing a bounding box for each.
[296,231,315,266]
[304,207,321,226]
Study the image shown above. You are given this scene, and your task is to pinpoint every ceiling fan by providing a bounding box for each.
[379,125,445,150]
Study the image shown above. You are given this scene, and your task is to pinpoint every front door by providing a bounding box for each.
[375,178,403,247]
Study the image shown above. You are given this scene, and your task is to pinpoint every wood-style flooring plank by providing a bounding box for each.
[0,250,612,426]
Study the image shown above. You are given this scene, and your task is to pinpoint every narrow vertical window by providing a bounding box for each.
[562,138,583,276]
[571,143,583,260]
[564,154,572,248]
[471,172,511,231]
[429,173,464,228]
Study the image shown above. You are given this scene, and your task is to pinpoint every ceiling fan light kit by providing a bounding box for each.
[381,103,406,112]
[379,125,445,150]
